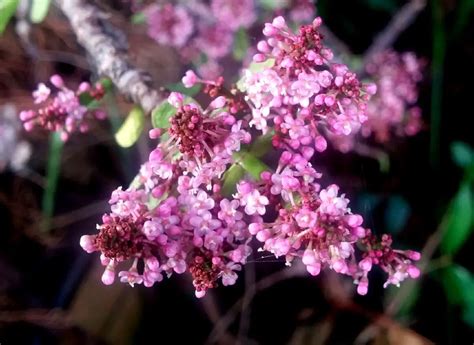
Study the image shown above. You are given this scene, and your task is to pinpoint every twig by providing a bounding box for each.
[54,0,165,114]
[0,308,72,330]
[205,262,307,344]
[237,259,256,344]
[363,0,427,65]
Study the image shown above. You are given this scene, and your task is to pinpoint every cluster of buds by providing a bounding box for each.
[19,75,107,141]
[81,87,253,297]
[329,50,424,152]
[80,16,421,297]
[240,16,377,159]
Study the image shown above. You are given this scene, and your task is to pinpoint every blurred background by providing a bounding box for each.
[0,0,473,344]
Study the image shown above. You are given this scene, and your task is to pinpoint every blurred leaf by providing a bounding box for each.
[451,141,473,168]
[355,193,382,221]
[115,106,145,148]
[385,195,411,234]
[364,0,397,12]
[453,0,474,36]
[99,78,114,92]
[249,58,275,72]
[0,0,19,34]
[151,101,176,129]
[131,12,146,24]
[41,131,63,232]
[249,132,274,158]
[221,164,245,196]
[463,303,474,327]
[233,28,250,61]
[235,152,269,180]
[440,183,473,255]
[30,0,51,23]
[258,0,288,10]
[166,82,201,97]
[441,265,474,306]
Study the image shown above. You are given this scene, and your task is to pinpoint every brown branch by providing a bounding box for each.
[363,0,426,64]
[54,0,165,114]
[205,262,307,344]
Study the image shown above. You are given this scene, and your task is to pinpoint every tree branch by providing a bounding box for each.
[363,0,426,64]
[54,0,165,114]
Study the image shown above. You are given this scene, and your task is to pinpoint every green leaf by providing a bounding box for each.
[440,183,473,255]
[384,195,411,234]
[441,265,474,306]
[221,164,245,196]
[151,101,177,129]
[151,97,199,129]
[166,82,201,97]
[249,132,274,158]
[131,12,146,24]
[0,0,19,34]
[248,58,275,73]
[385,280,420,317]
[451,141,473,168]
[41,131,63,232]
[30,0,51,23]
[463,303,474,327]
[453,0,474,36]
[233,28,250,61]
[115,106,145,148]
[99,78,114,92]
[441,265,474,328]
[258,0,289,10]
[234,152,269,180]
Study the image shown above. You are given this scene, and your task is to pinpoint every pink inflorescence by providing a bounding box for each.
[363,50,423,142]
[238,150,420,294]
[210,0,256,31]
[81,17,421,297]
[81,88,252,297]
[240,16,376,159]
[19,75,106,141]
[328,50,424,152]
[144,3,194,48]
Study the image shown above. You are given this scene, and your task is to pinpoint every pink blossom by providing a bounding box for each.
[211,0,256,31]
[144,4,194,48]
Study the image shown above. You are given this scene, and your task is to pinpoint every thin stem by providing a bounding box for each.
[363,0,427,65]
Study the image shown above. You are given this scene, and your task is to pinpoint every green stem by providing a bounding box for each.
[41,131,64,232]
[430,0,446,168]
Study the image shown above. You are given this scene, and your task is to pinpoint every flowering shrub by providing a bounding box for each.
[76,16,420,298]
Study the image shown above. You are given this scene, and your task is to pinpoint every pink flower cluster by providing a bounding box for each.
[19,75,106,141]
[240,16,376,159]
[363,50,423,142]
[328,50,424,152]
[81,17,421,298]
[237,150,420,294]
[81,89,253,297]
[142,0,256,78]
[140,1,316,78]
